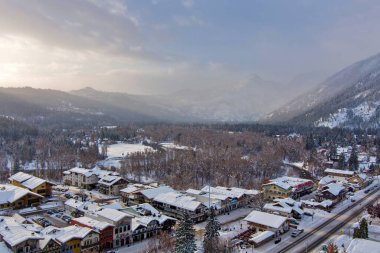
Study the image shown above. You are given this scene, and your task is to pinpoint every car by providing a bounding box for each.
[304,212,313,216]
[64,193,73,199]
[274,237,282,244]
[364,189,370,194]
[47,210,54,215]
[62,216,72,222]
[56,213,63,218]
[291,229,304,237]
[350,197,356,202]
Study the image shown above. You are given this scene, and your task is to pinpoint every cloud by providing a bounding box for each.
[181,0,194,8]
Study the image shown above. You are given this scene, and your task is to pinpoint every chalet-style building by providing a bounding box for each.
[316,182,346,204]
[98,176,128,195]
[63,167,119,190]
[324,168,355,181]
[9,172,55,197]
[263,198,304,219]
[85,208,133,248]
[244,211,289,237]
[347,173,372,190]
[153,192,208,223]
[71,216,114,251]
[120,184,156,203]
[127,185,175,204]
[262,177,314,200]
[0,216,44,253]
[0,184,44,209]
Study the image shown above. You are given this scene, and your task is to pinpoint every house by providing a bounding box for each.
[301,199,333,210]
[86,208,133,248]
[63,166,119,190]
[318,176,336,190]
[120,184,155,203]
[71,216,114,251]
[9,172,55,197]
[263,198,304,219]
[0,216,44,253]
[249,231,275,248]
[153,192,208,223]
[98,175,128,195]
[0,184,44,209]
[124,203,176,243]
[197,186,260,211]
[316,182,346,204]
[40,225,100,253]
[324,168,355,181]
[347,173,372,190]
[131,185,176,204]
[244,211,289,237]
[262,177,314,200]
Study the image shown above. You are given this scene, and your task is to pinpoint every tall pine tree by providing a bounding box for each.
[360,218,368,239]
[175,213,197,253]
[348,145,359,171]
[203,208,221,253]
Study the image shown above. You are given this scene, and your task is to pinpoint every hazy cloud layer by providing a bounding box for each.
[1,0,380,94]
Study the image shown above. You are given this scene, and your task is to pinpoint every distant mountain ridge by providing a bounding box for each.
[265,53,380,128]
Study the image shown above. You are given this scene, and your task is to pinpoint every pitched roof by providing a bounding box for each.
[140,185,175,199]
[73,216,113,231]
[0,184,44,204]
[95,208,132,222]
[263,177,313,191]
[244,211,287,229]
[154,192,203,211]
[325,168,355,176]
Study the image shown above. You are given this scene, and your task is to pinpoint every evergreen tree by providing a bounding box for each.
[305,134,315,150]
[338,153,346,169]
[360,218,368,239]
[175,213,197,253]
[13,156,20,174]
[353,228,361,238]
[348,145,359,171]
[203,208,221,253]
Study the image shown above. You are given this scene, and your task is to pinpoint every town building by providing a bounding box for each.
[263,198,304,219]
[0,216,44,253]
[85,208,133,248]
[347,173,372,190]
[9,172,55,197]
[120,184,156,203]
[129,185,176,204]
[71,216,114,251]
[153,191,208,223]
[324,168,355,181]
[316,182,346,204]
[262,177,314,200]
[244,210,289,237]
[63,166,119,190]
[0,184,44,209]
[98,175,128,195]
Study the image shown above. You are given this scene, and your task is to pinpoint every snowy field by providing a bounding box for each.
[105,142,154,158]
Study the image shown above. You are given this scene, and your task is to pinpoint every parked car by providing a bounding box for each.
[274,237,282,244]
[47,210,54,215]
[62,216,72,222]
[364,189,370,194]
[304,212,313,216]
[350,197,356,202]
[291,229,304,237]
[56,213,63,218]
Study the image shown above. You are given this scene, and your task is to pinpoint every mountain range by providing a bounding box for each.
[0,53,379,129]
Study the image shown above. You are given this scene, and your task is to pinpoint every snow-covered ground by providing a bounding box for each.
[105,142,154,159]
[160,142,192,150]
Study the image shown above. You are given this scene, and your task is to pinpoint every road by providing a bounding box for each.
[276,186,380,253]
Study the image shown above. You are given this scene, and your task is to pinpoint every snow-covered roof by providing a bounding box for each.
[0,184,44,205]
[263,177,313,191]
[199,185,259,199]
[95,208,132,222]
[154,192,203,212]
[244,211,287,229]
[9,172,33,182]
[322,182,345,196]
[0,216,44,247]
[301,199,333,208]
[140,185,175,199]
[21,177,46,190]
[264,198,304,215]
[64,166,119,179]
[73,216,113,231]
[249,231,274,244]
[41,225,94,244]
[325,168,355,176]
[346,238,380,253]
[65,199,84,209]
[319,176,335,185]
[263,203,292,214]
[9,172,52,190]
[98,175,124,186]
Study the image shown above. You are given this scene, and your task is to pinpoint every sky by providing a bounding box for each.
[1,0,380,95]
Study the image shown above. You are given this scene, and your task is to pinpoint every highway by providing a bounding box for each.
[276,185,380,253]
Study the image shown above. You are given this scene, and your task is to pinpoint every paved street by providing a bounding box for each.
[275,186,380,253]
